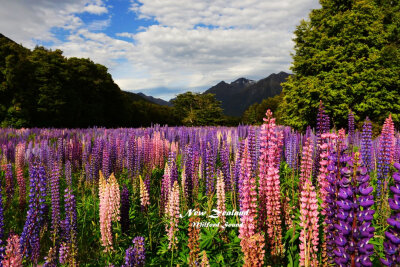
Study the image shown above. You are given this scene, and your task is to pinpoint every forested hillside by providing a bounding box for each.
[0,34,178,128]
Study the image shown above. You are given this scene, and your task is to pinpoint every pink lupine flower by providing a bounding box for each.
[239,141,258,239]
[99,171,120,252]
[15,143,26,209]
[2,234,23,267]
[165,181,180,250]
[258,109,283,257]
[241,233,265,267]
[216,170,226,226]
[300,138,313,188]
[317,133,337,210]
[299,180,319,267]
[139,175,150,209]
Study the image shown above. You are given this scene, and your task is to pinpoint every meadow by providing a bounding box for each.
[0,106,399,266]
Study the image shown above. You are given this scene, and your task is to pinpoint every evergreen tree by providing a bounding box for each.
[280,0,400,130]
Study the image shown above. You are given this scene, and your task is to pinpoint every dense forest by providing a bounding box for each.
[0,34,178,128]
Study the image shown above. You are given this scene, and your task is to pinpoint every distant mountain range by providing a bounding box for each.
[136,92,172,106]
[137,71,291,117]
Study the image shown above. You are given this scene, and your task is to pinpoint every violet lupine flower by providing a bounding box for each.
[20,162,47,263]
[335,153,375,267]
[361,118,374,173]
[381,162,400,266]
[50,161,61,243]
[120,185,130,233]
[123,236,146,267]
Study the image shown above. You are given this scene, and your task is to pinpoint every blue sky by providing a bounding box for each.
[0,0,320,100]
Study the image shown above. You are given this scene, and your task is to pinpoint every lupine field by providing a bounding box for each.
[0,104,400,266]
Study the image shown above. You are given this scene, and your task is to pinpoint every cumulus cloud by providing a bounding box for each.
[0,0,320,100]
[0,0,108,46]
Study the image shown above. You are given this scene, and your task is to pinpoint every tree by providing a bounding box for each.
[171,92,225,126]
[280,0,400,130]
[242,93,283,125]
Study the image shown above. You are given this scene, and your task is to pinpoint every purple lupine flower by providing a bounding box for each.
[205,141,215,196]
[334,152,375,266]
[20,162,47,263]
[381,162,400,266]
[348,110,355,146]
[61,187,77,265]
[361,118,373,173]
[0,167,5,264]
[248,127,257,176]
[65,160,72,186]
[50,161,61,245]
[102,142,111,179]
[120,185,130,233]
[184,145,193,203]
[123,236,146,267]
[220,140,231,191]
[324,142,342,263]
[377,117,395,200]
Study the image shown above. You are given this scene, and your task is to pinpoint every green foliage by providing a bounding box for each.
[0,34,178,128]
[171,92,225,126]
[280,0,400,131]
[241,92,283,125]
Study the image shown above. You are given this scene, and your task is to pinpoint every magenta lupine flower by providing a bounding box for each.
[299,180,319,267]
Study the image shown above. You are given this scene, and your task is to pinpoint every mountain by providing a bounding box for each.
[137,92,172,106]
[203,72,290,116]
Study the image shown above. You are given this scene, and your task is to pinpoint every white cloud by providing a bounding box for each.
[83,4,108,14]
[0,0,108,46]
[0,0,320,100]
